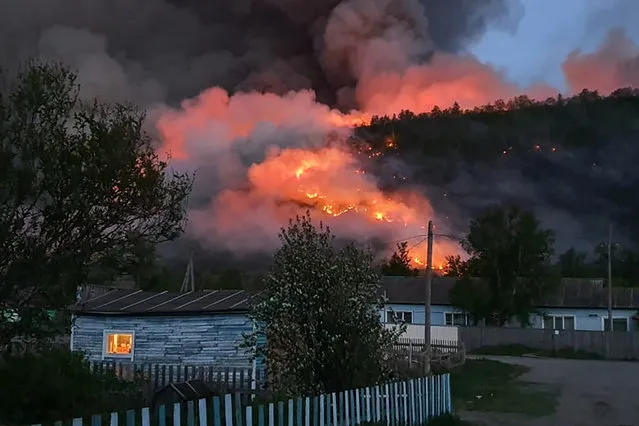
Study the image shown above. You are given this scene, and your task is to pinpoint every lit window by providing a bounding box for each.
[103,331,134,359]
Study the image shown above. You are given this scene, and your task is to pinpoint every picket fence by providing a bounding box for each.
[394,339,462,354]
[33,374,452,426]
[89,361,264,391]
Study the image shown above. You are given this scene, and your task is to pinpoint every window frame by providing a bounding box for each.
[601,316,630,332]
[444,312,471,327]
[388,310,413,324]
[541,315,576,330]
[102,330,136,361]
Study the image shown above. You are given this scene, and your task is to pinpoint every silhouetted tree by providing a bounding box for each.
[448,205,558,326]
[0,63,193,346]
[243,213,402,396]
[381,242,418,276]
[556,247,591,278]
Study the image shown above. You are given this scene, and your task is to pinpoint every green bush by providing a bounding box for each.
[0,347,145,425]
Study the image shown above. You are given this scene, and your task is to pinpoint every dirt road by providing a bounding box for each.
[462,355,639,426]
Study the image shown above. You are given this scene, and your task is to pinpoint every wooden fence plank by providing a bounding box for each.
[126,409,136,426]
[331,393,338,426]
[364,388,371,422]
[417,378,423,424]
[173,403,181,426]
[409,380,417,424]
[235,393,243,426]
[429,377,435,418]
[213,397,222,426]
[268,403,275,426]
[393,381,400,425]
[141,408,150,426]
[375,385,381,422]
[278,401,284,426]
[288,399,294,426]
[344,391,350,426]
[402,381,408,424]
[158,405,166,426]
[313,396,319,426]
[384,384,390,426]
[225,394,234,426]
[319,394,325,426]
[355,389,361,425]
[246,407,253,426]
[438,375,444,416]
[296,398,303,426]
[199,399,208,426]
[187,400,196,426]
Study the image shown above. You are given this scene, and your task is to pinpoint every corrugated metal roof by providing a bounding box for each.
[381,276,639,309]
[70,276,639,315]
[70,289,252,315]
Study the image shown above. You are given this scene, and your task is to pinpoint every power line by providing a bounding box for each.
[434,233,464,241]
[356,233,427,247]
[405,236,428,254]
[380,234,428,247]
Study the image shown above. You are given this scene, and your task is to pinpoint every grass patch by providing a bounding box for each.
[449,359,557,417]
[471,344,604,360]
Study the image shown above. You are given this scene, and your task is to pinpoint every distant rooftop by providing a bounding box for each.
[382,276,639,309]
[70,289,252,316]
[70,276,639,316]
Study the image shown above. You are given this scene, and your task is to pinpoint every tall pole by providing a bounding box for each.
[607,224,613,331]
[423,220,433,375]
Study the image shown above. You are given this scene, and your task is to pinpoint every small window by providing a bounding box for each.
[389,311,413,324]
[542,315,575,330]
[445,312,470,326]
[603,318,629,332]
[563,316,575,330]
[103,331,135,359]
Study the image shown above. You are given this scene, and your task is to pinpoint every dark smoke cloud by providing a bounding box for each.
[0,0,519,108]
[1,0,527,270]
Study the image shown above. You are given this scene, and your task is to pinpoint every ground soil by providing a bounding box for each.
[459,355,639,426]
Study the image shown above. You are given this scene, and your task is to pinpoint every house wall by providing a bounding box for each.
[383,303,470,326]
[383,303,638,332]
[382,304,462,342]
[71,313,252,365]
[529,307,638,331]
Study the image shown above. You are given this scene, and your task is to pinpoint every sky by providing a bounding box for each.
[470,0,639,91]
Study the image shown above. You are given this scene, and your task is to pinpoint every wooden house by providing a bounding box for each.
[69,289,253,366]
[381,276,639,331]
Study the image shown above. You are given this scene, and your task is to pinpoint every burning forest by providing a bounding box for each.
[4,0,639,267]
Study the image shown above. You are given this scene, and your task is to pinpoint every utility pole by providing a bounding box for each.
[180,251,195,293]
[607,224,613,331]
[423,220,433,375]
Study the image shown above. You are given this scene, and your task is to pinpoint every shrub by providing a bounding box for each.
[0,347,144,425]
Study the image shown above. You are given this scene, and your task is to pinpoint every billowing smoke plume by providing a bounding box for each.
[2,0,639,267]
[0,0,518,107]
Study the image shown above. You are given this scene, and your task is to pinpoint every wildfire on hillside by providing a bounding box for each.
[155,25,636,267]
